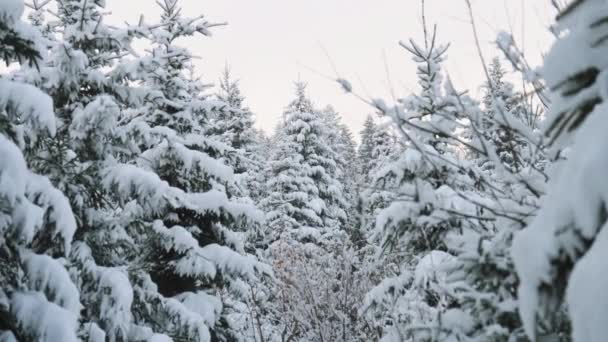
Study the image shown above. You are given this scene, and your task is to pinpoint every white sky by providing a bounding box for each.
[105,0,556,138]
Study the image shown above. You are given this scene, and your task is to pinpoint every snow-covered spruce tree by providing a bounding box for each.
[475,57,531,173]
[361,28,489,341]
[243,128,271,205]
[441,53,551,341]
[261,82,347,244]
[512,1,608,341]
[320,106,358,181]
[210,65,266,206]
[40,0,173,341]
[100,1,269,340]
[24,0,54,45]
[356,20,552,341]
[353,115,381,248]
[373,33,474,256]
[0,1,80,340]
[7,1,155,340]
[319,105,358,240]
[360,123,401,242]
[213,65,257,153]
[255,83,371,342]
[358,115,378,183]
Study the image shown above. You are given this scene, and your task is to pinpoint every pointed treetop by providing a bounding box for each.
[218,64,245,109]
[486,57,506,91]
[158,0,179,15]
[361,115,376,132]
[294,80,308,99]
[285,80,314,115]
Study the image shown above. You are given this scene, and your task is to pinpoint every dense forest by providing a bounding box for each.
[0,0,606,341]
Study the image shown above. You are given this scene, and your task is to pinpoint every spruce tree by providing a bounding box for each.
[0,1,79,340]
[360,125,400,240]
[261,82,346,244]
[358,115,377,182]
[440,56,548,342]
[213,65,256,153]
[12,0,150,339]
[363,31,486,341]
[511,1,608,341]
[319,105,355,232]
[100,1,267,340]
[9,0,267,339]
[211,65,264,204]
[374,35,469,255]
[479,57,529,172]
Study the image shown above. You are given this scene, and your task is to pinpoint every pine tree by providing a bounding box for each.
[511,2,608,341]
[363,31,487,341]
[261,82,346,244]
[438,56,549,342]
[360,125,400,241]
[244,128,270,204]
[11,0,266,339]
[0,1,79,340]
[319,105,356,234]
[375,34,469,255]
[256,85,370,342]
[358,115,377,182]
[25,0,54,44]
[212,65,257,161]
[359,24,552,341]
[100,1,267,340]
[211,65,265,205]
[10,0,151,339]
[478,57,529,172]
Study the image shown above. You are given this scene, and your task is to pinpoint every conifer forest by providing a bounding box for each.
[1,0,607,341]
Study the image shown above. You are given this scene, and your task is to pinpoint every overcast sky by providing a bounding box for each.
[105,0,555,138]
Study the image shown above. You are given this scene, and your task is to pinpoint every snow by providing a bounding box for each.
[102,164,176,212]
[176,291,223,327]
[181,243,259,281]
[96,267,134,338]
[413,250,455,288]
[0,80,56,139]
[139,140,234,182]
[0,137,75,253]
[82,323,106,342]
[174,251,217,279]
[363,272,413,311]
[513,88,608,342]
[154,220,261,281]
[10,292,78,342]
[149,334,173,342]
[153,221,199,252]
[164,298,211,342]
[567,221,608,342]
[308,198,326,214]
[511,1,608,339]
[214,223,246,253]
[10,193,45,244]
[22,253,81,314]
[182,190,230,214]
[0,135,27,206]
[70,95,120,152]
[442,308,475,335]
[104,164,260,223]
[26,173,77,254]
[0,331,17,342]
